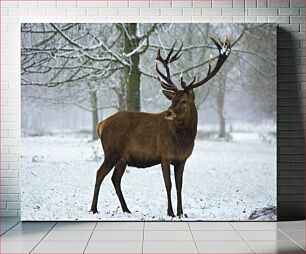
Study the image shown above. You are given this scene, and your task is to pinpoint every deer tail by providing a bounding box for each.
[96,121,104,139]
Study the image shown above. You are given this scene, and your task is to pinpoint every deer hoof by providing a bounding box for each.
[90,208,98,214]
[168,211,175,218]
[123,209,131,214]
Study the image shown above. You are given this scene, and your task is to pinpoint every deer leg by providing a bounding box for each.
[90,159,116,214]
[174,161,185,217]
[111,160,131,214]
[161,161,175,217]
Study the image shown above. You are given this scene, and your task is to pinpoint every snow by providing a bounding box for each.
[21,132,276,221]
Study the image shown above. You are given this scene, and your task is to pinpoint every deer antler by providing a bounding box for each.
[183,36,231,91]
[156,42,183,92]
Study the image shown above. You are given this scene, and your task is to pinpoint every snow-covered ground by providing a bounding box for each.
[21,132,276,221]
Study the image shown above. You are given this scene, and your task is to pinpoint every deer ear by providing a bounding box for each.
[163,90,175,100]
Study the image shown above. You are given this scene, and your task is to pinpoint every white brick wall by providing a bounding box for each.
[1,0,305,218]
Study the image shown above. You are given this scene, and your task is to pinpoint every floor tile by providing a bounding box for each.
[52,222,96,231]
[193,230,243,241]
[249,240,304,253]
[1,230,47,242]
[239,230,290,241]
[32,241,87,253]
[85,241,142,253]
[42,230,92,242]
[144,230,193,241]
[1,222,21,233]
[1,217,20,224]
[90,230,143,241]
[197,241,253,253]
[143,241,198,253]
[11,222,55,231]
[282,230,305,249]
[275,221,305,231]
[145,222,189,231]
[282,230,305,241]
[232,222,275,231]
[189,222,234,231]
[96,222,143,231]
[0,241,37,253]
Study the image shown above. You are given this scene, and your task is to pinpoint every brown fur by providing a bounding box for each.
[90,90,198,217]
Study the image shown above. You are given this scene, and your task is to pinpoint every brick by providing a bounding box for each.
[172,0,192,7]
[212,0,233,8]
[245,0,256,7]
[150,0,171,8]
[128,16,150,22]
[233,16,245,22]
[140,8,160,16]
[233,0,244,7]
[278,24,300,32]
[278,195,304,202]
[268,16,290,23]
[1,202,7,210]
[245,16,257,22]
[161,8,183,16]
[257,0,267,7]
[222,8,245,15]
[183,8,202,16]
[99,8,118,16]
[78,1,107,8]
[86,8,99,16]
[257,16,268,22]
[8,8,29,16]
[7,202,21,210]
[290,0,305,7]
[56,0,77,8]
[149,16,172,22]
[247,8,278,15]
[129,0,150,7]
[0,170,18,178]
[118,8,140,16]
[47,8,67,16]
[278,8,300,15]
[279,147,304,155]
[2,1,18,8]
[67,8,87,16]
[172,16,193,22]
[290,16,305,24]
[1,210,18,217]
[0,178,19,186]
[212,16,233,22]
[268,0,290,7]
[1,186,20,194]
[29,8,48,16]
[1,194,19,202]
[193,0,212,7]
[107,16,129,22]
[202,8,221,15]
[192,16,213,22]
[108,0,128,7]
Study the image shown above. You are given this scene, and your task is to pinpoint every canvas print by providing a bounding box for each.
[21,23,276,221]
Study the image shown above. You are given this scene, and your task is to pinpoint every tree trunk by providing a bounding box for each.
[89,84,99,140]
[123,24,141,112]
[217,81,226,138]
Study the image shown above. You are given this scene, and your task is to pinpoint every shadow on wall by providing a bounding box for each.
[277,27,305,221]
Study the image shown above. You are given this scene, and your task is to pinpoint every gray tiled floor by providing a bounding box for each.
[0,218,304,253]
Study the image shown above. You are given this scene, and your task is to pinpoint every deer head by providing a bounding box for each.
[156,37,231,121]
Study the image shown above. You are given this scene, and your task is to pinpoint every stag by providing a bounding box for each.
[90,37,231,217]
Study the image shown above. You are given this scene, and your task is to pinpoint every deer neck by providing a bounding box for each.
[175,105,198,140]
